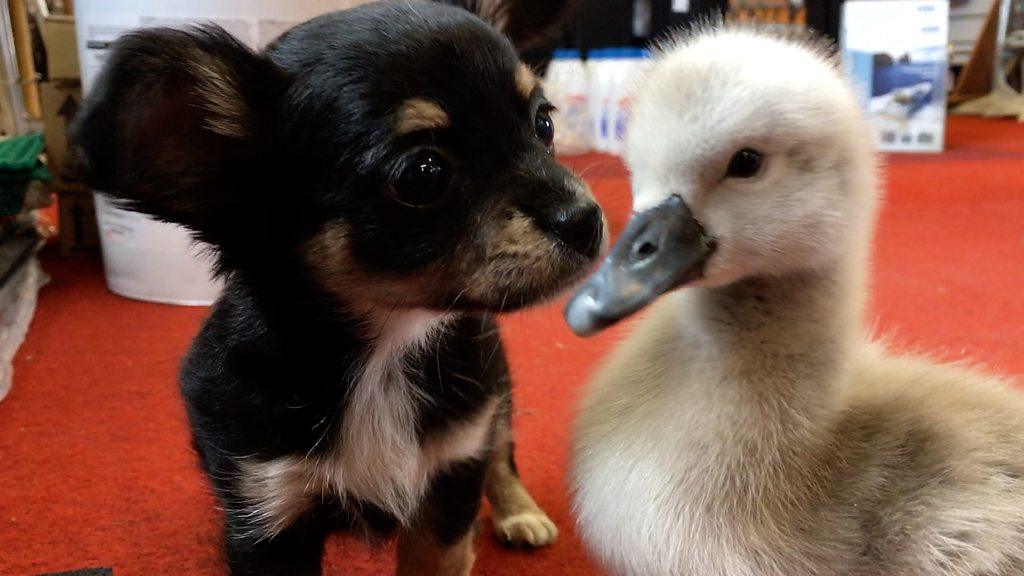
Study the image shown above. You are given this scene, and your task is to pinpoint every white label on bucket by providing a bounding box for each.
[81,21,136,93]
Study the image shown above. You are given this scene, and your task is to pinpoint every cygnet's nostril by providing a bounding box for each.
[629,222,664,264]
[549,204,604,258]
[636,241,658,258]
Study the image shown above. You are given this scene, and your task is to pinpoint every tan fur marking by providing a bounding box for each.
[485,410,558,546]
[397,518,477,576]
[396,98,450,135]
[193,54,251,139]
[462,184,604,304]
[491,211,550,256]
[463,210,554,303]
[304,221,349,265]
[515,64,539,100]
[302,221,356,294]
[303,221,441,307]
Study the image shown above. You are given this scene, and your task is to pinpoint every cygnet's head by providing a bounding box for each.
[566,28,877,336]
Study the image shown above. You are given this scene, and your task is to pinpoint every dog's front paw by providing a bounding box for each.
[494,511,558,547]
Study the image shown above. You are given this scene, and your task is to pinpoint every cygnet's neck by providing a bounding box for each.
[681,256,863,441]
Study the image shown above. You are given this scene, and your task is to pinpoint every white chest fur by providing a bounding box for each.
[572,357,736,576]
[238,310,498,539]
[574,421,751,576]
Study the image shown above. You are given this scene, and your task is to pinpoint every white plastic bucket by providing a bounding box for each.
[75,0,366,305]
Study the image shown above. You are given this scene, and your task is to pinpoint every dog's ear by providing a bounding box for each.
[66,25,288,244]
[438,0,579,50]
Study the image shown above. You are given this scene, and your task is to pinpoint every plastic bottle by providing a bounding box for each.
[607,48,651,156]
[605,49,629,154]
[544,49,592,155]
[587,49,614,153]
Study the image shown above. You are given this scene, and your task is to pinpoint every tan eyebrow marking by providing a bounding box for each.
[516,63,539,100]
[395,98,450,135]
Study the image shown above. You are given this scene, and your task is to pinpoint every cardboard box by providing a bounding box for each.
[42,15,80,81]
[57,188,99,257]
[39,80,82,182]
[842,0,950,153]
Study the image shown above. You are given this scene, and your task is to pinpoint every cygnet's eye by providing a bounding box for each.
[726,148,763,179]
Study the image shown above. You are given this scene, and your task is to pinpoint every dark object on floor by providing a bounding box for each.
[0,133,52,216]
[56,187,99,257]
[0,232,40,290]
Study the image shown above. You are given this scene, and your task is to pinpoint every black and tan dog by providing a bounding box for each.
[68,1,604,574]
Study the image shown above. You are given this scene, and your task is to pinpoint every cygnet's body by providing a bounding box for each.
[570,28,1024,576]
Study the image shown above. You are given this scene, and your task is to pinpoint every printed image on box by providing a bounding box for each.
[842,0,949,153]
[870,55,936,119]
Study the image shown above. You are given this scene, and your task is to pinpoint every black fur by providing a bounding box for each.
[67,1,592,574]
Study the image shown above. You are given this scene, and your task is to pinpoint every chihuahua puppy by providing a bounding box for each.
[68,1,604,574]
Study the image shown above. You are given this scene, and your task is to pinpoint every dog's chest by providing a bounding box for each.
[331,313,493,519]
[240,312,497,536]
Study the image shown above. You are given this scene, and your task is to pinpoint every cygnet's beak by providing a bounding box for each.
[564,195,716,337]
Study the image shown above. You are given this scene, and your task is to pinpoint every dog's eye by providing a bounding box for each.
[535,108,555,147]
[726,148,763,179]
[391,151,451,208]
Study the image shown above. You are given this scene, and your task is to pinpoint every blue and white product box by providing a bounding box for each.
[842,0,950,153]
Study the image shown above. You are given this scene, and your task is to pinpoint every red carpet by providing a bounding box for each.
[2,116,1024,575]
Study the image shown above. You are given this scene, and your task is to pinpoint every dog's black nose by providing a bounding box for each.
[548,203,604,258]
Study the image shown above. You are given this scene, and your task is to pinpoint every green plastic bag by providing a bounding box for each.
[0,133,53,215]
